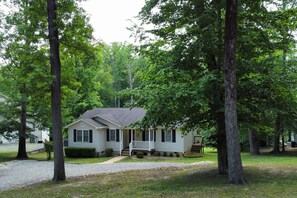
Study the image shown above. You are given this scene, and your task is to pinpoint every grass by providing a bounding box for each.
[2,148,297,197]
[119,148,217,163]
[1,161,297,197]
[0,151,111,164]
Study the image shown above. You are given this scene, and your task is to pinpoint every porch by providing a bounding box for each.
[119,129,155,156]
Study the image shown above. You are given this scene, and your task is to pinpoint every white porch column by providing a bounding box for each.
[149,129,151,150]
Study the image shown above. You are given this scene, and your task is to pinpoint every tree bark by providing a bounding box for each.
[215,0,227,175]
[272,114,281,153]
[281,129,285,152]
[248,128,260,155]
[47,0,66,181]
[223,0,246,184]
[16,93,28,159]
[216,112,228,174]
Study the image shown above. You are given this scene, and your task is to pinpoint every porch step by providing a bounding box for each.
[121,149,130,156]
[191,145,204,153]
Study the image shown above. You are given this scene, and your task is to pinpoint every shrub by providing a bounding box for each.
[169,152,174,157]
[175,152,180,158]
[105,148,113,157]
[44,141,53,160]
[157,152,161,157]
[150,149,155,155]
[136,152,144,159]
[163,152,168,157]
[65,147,96,158]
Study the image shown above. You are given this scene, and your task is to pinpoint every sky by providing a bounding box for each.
[80,0,145,44]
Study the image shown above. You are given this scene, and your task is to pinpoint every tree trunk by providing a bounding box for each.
[216,112,228,174]
[281,129,285,152]
[248,128,260,155]
[215,0,228,175]
[223,0,246,184]
[272,114,280,153]
[16,94,28,159]
[47,0,66,182]
[288,131,291,142]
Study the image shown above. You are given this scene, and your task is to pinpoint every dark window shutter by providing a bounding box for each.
[73,129,77,142]
[161,129,165,142]
[154,130,156,142]
[129,130,131,143]
[106,129,110,141]
[172,129,176,143]
[89,130,93,143]
[116,129,120,142]
[133,130,135,141]
[142,131,145,141]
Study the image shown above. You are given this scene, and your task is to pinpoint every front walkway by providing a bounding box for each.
[99,156,127,164]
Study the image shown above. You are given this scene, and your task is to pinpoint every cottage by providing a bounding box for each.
[65,108,196,156]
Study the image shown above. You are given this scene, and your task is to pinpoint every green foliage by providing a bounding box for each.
[169,152,173,157]
[175,152,180,158]
[163,152,167,157]
[64,147,96,158]
[105,148,113,157]
[44,141,53,160]
[136,152,144,159]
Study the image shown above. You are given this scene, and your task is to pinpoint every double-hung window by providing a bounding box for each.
[106,129,120,142]
[161,129,176,143]
[73,129,93,143]
[165,130,172,142]
[110,129,116,141]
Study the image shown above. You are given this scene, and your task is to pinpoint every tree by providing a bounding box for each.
[47,0,65,181]
[223,0,245,184]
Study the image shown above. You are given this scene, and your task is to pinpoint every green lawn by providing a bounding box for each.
[119,148,217,163]
[1,160,297,197]
[2,148,297,197]
[0,151,111,164]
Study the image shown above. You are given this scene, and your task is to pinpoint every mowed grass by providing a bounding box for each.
[2,149,297,197]
[1,162,297,198]
[0,151,111,164]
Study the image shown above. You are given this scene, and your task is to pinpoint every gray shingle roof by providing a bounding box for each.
[78,108,146,128]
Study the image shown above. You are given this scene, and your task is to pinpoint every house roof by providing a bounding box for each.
[65,108,146,129]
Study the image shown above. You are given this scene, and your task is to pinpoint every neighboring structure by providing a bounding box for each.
[65,108,195,156]
[0,93,49,144]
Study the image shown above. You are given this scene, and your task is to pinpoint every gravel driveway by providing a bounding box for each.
[0,160,206,191]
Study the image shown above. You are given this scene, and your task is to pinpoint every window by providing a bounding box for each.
[165,130,172,142]
[83,130,89,142]
[110,129,116,141]
[77,130,83,142]
[161,129,176,143]
[74,129,92,143]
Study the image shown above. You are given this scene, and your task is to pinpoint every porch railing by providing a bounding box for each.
[128,140,154,156]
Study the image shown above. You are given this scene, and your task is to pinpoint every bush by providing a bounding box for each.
[163,152,168,157]
[65,147,96,158]
[150,149,155,155]
[105,148,113,157]
[157,152,161,157]
[169,152,174,157]
[136,152,144,159]
[44,141,53,160]
[175,152,180,158]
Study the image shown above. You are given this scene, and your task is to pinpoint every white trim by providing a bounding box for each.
[94,115,122,128]
[64,119,107,129]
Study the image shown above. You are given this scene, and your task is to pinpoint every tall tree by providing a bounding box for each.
[223,0,245,184]
[47,0,65,181]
